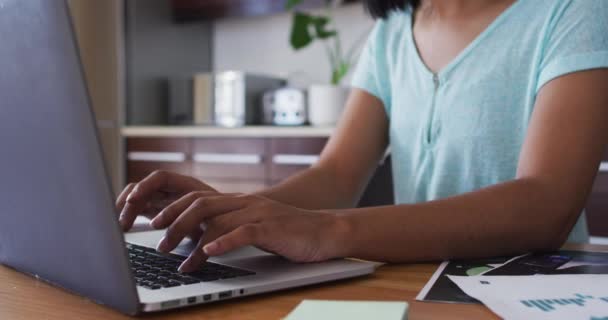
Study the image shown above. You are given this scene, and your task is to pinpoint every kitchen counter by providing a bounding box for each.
[121,126,335,138]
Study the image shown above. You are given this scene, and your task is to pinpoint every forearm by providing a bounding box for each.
[334,178,584,263]
[256,165,362,210]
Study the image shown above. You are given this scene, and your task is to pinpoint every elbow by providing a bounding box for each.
[538,233,567,252]
[531,209,581,252]
[517,178,586,252]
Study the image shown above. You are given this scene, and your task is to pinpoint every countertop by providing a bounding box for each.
[121,126,335,138]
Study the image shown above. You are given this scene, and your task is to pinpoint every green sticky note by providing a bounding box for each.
[285,300,409,320]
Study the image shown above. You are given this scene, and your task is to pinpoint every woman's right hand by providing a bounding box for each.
[116,170,217,232]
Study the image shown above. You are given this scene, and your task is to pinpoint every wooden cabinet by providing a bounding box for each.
[125,136,329,194]
[126,138,192,182]
[125,135,394,206]
[191,137,267,193]
[269,138,327,183]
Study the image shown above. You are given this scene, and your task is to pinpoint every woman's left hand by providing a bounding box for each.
[149,192,351,272]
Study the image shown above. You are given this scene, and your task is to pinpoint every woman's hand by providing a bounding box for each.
[150,193,352,272]
[115,170,217,232]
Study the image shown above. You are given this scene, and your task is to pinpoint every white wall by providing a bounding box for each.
[213,3,375,87]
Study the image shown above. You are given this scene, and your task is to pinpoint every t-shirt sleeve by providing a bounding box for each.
[351,20,392,115]
[536,0,608,92]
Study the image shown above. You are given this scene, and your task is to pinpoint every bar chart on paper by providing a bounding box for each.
[448,275,608,320]
[521,293,608,313]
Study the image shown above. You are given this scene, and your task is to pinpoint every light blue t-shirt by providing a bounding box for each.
[351,0,608,243]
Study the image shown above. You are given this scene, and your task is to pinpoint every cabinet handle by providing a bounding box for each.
[193,153,263,164]
[272,154,320,166]
[600,162,608,172]
[127,152,186,163]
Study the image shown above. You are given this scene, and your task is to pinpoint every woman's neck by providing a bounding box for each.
[418,0,514,20]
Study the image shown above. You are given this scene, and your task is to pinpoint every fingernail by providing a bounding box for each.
[156,236,169,252]
[178,258,192,273]
[203,242,218,255]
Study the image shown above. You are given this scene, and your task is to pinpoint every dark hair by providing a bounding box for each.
[363,0,419,19]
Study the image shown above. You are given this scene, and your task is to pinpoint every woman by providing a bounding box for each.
[117,0,608,273]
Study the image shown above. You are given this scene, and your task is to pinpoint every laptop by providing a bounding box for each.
[0,0,376,315]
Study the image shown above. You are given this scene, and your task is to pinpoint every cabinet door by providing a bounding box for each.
[192,138,267,180]
[191,138,267,193]
[126,138,192,183]
[269,138,328,183]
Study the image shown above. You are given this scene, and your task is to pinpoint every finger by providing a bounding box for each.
[178,229,219,273]
[157,195,256,253]
[119,202,140,231]
[188,227,204,242]
[119,190,166,231]
[116,183,135,211]
[121,170,188,231]
[128,171,216,204]
[203,224,264,257]
[142,197,177,220]
[126,170,172,205]
[119,172,172,230]
[149,191,218,229]
[179,206,267,272]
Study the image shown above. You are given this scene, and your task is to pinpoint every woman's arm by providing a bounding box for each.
[255,89,389,209]
[336,69,608,262]
[152,69,608,270]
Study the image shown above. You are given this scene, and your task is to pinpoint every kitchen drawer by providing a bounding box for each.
[269,138,328,181]
[126,138,192,183]
[192,138,267,180]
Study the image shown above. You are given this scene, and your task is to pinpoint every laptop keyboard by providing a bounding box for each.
[126,243,255,290]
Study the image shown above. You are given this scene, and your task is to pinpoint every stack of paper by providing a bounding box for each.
[449,274,608,320]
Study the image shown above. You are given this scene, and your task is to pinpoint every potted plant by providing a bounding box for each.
[286,0,362,126]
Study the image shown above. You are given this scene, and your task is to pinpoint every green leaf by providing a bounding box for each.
[285,0,303,10]
[289,12,314,50]
[310,16,337,39]
[331,61,351,85]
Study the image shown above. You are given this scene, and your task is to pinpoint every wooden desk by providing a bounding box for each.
[1,244,605,319]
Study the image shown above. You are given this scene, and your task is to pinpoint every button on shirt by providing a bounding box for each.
[351,0,608,243]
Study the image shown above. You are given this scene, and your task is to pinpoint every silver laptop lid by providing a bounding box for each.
[0,0,139,315]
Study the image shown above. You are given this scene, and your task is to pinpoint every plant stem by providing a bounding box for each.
[325,1,345,85]
[323,41,337,74]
